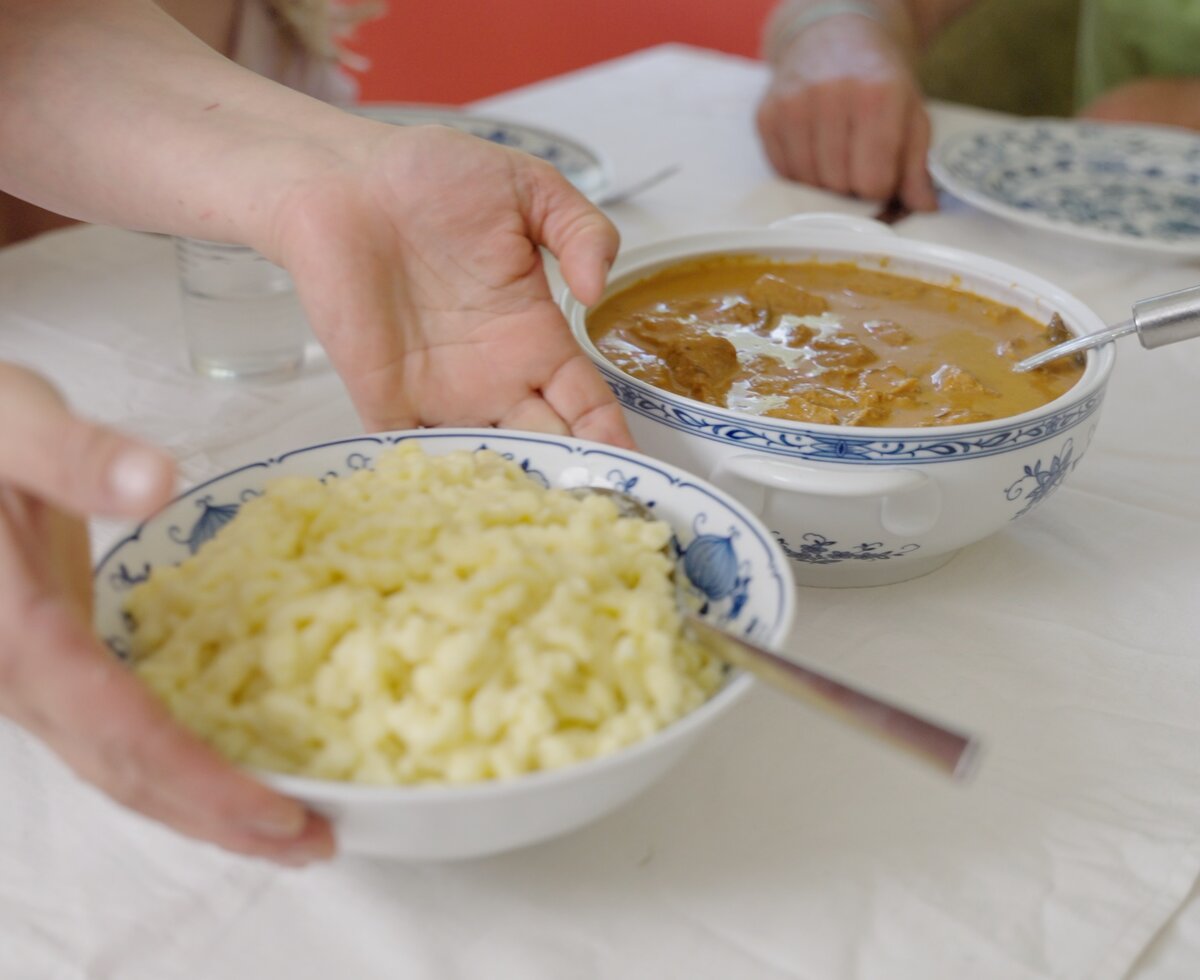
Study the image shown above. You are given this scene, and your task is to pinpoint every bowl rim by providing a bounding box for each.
[95,427,796,804]
[562,224,1117,440]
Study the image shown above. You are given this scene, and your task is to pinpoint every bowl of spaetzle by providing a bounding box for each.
[94,429,796,860]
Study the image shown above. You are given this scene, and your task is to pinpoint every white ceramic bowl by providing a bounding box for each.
[563,213,1116,588]
[93,429,796,860]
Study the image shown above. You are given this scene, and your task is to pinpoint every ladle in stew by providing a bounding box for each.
[1016,283,1200,372]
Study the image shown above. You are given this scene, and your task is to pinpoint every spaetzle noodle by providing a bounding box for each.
[127,443,721,785]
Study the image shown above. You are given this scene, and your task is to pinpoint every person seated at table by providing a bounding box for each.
[0,0,630,866]
[0,0,379,245]
[755,0,1200,212]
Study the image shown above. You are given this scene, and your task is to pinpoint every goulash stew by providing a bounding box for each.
[586,256,1084,428]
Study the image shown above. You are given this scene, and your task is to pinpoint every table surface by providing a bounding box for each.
[4,44,1200,980]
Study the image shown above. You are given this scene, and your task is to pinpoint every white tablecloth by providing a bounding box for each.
[4,44,1200,980]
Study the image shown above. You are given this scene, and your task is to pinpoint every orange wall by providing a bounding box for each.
[347,0,777,105]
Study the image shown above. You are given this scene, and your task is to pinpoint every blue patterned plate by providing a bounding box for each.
[351,103,613,202]
[930,120,1200,255]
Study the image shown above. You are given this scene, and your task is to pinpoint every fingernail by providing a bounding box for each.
[245,806,308,840]
[108,446,167,508]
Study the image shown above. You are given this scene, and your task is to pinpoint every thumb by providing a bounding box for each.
[520,159,620,307]
[0,362,175,519]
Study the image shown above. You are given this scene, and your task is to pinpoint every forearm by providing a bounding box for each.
[1078,77,1200,131]
[0,0,368,247]
[763,0,982,62]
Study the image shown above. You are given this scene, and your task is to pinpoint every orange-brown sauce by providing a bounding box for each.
[587,256,1084,428]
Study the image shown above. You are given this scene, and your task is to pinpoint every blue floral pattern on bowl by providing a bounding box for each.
[775,533,920,565]
[107,562,151,592]
[1005,437,1079,519]
[168,492,254,555]
[675,520,751,622]
[485,447,550,488]
[931,121,1200,254]
[605,370,1106,463]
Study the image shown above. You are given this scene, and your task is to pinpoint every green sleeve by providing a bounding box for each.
[1077,0,1200,106]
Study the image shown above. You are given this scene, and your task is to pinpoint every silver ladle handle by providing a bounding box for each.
[1133,283,1200,348]
[576,486,983,782]
[1015,283,1200,371]
[684,613,982,781]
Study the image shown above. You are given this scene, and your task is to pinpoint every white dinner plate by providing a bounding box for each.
[929,119,1200,256]
[351,103,613,202]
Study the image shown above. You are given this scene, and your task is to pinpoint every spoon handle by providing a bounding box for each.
[1133,283,1200,349]
[685,613,981,781]
[595,163,681,207]
[577,484,982,781]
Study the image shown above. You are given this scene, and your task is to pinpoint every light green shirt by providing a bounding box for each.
[1076,0,1200,106]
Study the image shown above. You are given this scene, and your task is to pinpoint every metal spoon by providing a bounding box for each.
[578,487,982,782]
[595,163,681,207]
[1015,283,1200,372]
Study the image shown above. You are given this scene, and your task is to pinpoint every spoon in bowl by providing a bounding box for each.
[1015,282,1200,372]
[578,487,982,782]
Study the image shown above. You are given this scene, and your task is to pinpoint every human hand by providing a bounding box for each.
[1078,77,1200,132]
[756,14,938,211]
[0,362,333,864]
[0,1,629,447]
[258,121,634,446]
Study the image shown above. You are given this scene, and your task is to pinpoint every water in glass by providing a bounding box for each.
[175,237,307,381]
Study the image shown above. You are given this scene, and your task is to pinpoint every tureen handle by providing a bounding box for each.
[711,453,942,538]
[768,211,897,237]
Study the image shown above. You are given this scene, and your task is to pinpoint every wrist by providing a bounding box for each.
[764,0,913,64]
[184,102,384,256]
